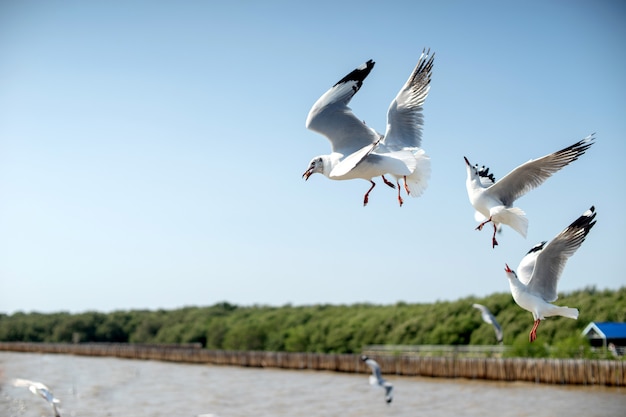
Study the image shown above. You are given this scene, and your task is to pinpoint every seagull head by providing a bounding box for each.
[504,264,517,280]
[302,156,325,180]
[464,157,496,186]
[464,156,478,179]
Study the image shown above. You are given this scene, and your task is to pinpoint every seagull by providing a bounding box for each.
[464,133,595,248]
[472,303,504,344]
[361,355,393,403]
[303,49,434,206]
[504,205,597,342]
[12,378,62,417]
[608,343,620,358]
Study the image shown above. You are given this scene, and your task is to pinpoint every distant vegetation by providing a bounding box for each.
[1,287,624,358]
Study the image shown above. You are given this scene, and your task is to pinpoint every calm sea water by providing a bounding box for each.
[0,352,624,417]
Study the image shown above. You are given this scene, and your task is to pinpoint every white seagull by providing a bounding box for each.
[361,355,393,403]
[464,133,595,248]
[303,49,434,206]
[472,303,504,344]
[13,378,62,417]
[504,205,597,342]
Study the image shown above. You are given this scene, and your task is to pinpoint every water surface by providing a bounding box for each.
[1,352,624,417]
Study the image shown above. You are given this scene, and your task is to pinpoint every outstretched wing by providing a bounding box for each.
[516,241,546,286]
[473,303,503,342]
[364,358,385,385]
[383,49,434,151]
[13,378,60,407]
[306,60,380,156]
[486,134,594,206]
[527,206,597,301]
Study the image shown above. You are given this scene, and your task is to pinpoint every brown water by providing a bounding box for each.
[0,352,624,417]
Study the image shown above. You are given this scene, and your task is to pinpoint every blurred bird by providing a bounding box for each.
[472,303,504,344]
[13,378,62,417]
[361,355,393,403]
[304,50,434,206]
[504,206,597,342]
[464,134,594,248]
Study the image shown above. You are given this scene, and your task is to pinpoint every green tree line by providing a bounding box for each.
[1,287,624,357]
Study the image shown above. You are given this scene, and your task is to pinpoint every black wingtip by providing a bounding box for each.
[567,205,597,236]
[555,133,596,162]
[477,165,496,183]
[333,60,375,89]
[526,241,547,255]
[419,47,435,69]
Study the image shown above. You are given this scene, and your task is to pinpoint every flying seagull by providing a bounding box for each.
[12,378,62,417]
[361,355,393,403]
[504,206,597,342]
[472,303,504,344]
[464,133,595,248]
[303,49,434,206]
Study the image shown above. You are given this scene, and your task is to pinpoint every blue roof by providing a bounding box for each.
[594,322,626,338]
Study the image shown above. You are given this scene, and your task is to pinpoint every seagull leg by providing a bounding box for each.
[491,223,499,248]
[381,175,395,189]
[529,319,541,342]
[395,179,404,207]
[381,175,403,207]
[363,181,376,206]
[403,176,410,195]
[476,217,492,231]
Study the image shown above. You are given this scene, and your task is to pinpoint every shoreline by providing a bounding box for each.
[1,342,623,387]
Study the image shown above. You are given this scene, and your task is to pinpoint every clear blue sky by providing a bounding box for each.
[1,1,624,314]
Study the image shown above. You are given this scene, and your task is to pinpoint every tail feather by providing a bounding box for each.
[403,149,431,197]
[557,307,579,320]
[492,206,528,237]
[543,306,579,320]
[390,149,419,174]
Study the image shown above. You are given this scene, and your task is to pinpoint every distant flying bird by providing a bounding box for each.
[12,378,62,417]
[464,134,595,248]
[504,206,597,342]
[303,49,434,206]
[472,303,504,344]
[361,355,393,403]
